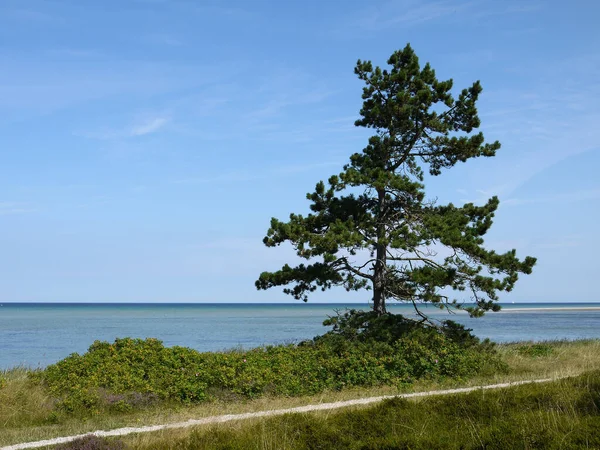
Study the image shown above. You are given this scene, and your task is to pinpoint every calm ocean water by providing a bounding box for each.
[1,302,600,369]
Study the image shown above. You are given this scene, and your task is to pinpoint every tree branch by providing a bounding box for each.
[334,257,374,280]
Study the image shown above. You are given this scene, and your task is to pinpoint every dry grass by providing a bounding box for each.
[499,339,600,378]
[0,368,55,428]
[2,339,600,447]
[122,370,600,449]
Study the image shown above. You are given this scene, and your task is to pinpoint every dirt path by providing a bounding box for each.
[1,377,562,450]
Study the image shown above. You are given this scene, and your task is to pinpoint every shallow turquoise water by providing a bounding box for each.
[1,302,600,369]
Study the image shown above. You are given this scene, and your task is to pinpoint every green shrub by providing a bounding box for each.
[35,337,209,413]
[34,312,503,414]
[317,309,490,348]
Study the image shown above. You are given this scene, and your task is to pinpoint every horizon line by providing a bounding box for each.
[1,301,599,305]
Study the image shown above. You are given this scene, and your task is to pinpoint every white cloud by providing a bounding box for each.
[129,117,169,136]
[76,116,170,140]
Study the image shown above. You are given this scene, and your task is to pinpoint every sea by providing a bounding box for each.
[1,302,600,370]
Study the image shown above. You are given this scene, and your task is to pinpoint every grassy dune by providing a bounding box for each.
[1,340,600,447]
[124,370,600,449]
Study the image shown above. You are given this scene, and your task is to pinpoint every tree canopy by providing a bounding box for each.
[256,44,536,319]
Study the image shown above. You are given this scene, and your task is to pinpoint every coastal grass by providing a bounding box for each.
[120,370,600,450]
[1,339,600,447]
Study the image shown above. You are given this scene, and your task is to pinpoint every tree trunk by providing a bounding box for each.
[372,268,386,314]
[372,188,387,315]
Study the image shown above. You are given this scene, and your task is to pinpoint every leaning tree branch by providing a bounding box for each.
[334,257,374,280]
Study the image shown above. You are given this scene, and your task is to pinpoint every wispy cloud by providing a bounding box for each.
[361,1,471,29]
[319,116,360,133]
[0,202,36,215]
[243,88,336,125]
[3,7,63,24]
[193,4,257,20]
[535,236,582,250]
[503,188,600,207]
[165,70,340,146]
[142,34,184,47]
[129,117,169,136]
[458,49,600,200]
[76,116,170,140]
[173,161,342,185]
[241,68,338,123]
[458,186,600,208]
[0,58,229,124]
[335,0,540,34]
[45,48,102,58]
[131,0,171,4]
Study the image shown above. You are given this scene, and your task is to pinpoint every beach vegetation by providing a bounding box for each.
[127,370,600,449]
[515,342,555,358]
[256,43,536,319]
[32,321,501,416]
[1,340,600,447]
[55,435,125,450]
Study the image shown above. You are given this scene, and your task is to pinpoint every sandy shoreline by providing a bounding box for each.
[500,307,600,312]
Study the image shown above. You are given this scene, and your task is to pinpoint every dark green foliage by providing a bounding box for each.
[34,332,500,414]
[317,309,490,349]
[256,44,535,318]
[55,435,124,450]
[313,310,505,381]
[140,372,600,450]
[318,309,420,344]
[33,338,209,413]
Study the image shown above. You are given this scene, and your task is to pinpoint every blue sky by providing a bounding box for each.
[0,0,598,303]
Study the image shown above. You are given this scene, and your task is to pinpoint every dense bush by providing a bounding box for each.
[315,309,493,349]
[34,311,504,414]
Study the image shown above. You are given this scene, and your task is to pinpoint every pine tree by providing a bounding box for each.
[256,44,536,319]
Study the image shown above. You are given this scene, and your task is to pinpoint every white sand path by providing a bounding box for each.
[1,377,567,450]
